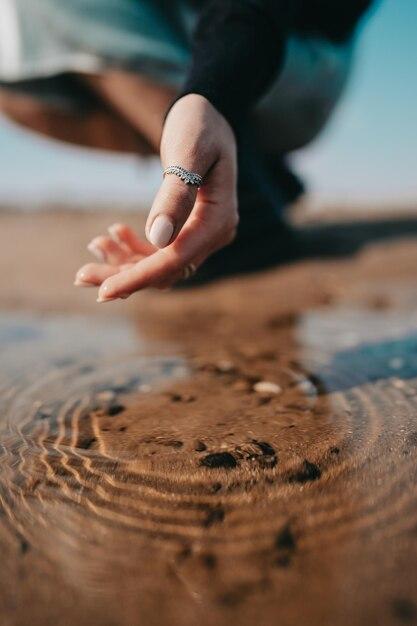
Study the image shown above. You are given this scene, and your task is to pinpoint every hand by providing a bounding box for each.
[74,94,238,300]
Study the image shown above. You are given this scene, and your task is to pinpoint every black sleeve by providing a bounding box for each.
[176,0,292,130]
[171,0,375,131]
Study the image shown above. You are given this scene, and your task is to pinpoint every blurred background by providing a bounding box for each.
[0,0,416,212]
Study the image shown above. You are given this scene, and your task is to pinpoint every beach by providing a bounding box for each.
[1,207,417,626]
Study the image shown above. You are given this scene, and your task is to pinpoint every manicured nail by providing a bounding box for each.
[87,241,106,262]
[74,270,92,287]
[97,296,117,303]
[148,215,174,248]
[97,293,129,303]
[97,283,116,303]
[108,223,123,244]
[97,291,117,303]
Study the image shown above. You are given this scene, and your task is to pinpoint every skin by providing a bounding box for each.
[0,73,239,298]
[76,93,239,300]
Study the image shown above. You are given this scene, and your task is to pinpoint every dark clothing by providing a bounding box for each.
[179,0,373,128]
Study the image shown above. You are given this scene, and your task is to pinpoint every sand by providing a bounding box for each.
[1,208,417,626]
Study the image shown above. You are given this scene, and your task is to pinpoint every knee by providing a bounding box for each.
[0,89,14,115]
[0,89,52,134]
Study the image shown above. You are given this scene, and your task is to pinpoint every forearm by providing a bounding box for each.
[174,0,375,131]
[177,0,292,130]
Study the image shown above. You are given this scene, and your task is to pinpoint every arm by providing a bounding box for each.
[176,0,375,129]
[78,1,292,300]
[76,1,375,299]
[177,0,292,130]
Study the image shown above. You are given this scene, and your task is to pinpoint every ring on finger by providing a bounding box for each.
[182,263,197,280]
[163,166,203,188]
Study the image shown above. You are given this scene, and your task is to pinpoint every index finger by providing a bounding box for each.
[97,217,214,301]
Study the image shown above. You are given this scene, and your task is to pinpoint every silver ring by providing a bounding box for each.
[164,165,203,187]
[182,263,197,280]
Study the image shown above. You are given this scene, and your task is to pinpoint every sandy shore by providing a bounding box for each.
[1,208,417,626]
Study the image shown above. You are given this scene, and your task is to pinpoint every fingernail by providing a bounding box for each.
[108,223,123,244]
[148,215,174,248]
[97,292,117,303]
[74,270,90,287]
[87,241,106,262]
[97,284,116,303]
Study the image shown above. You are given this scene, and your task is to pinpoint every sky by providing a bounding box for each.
[0,0,416,207]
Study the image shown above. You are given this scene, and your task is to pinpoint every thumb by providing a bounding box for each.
[146,160,209,249]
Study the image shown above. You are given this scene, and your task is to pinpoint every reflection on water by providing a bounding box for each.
[1,306,417,624]
[298,308,417,391]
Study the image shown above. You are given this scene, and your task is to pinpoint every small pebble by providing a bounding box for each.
[96,390,116,403]
[216,360,235,373]
[296,380,316,395]
[194,440,207,452]
[253,381,282,395]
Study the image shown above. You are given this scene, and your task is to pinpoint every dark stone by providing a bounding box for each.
[164,440,183,449]
[107,404,126,416]
[201,452,237,469]
[78,437,97,450]
[289,460,321,483]
[169,392,196,403]
[274,523,297,567]
[252,440,278,468]
[204,505,225,527]
[391,598,417,622]
[276,524,296,551]
[20,539,30,555]
[253,440,275,457]
[201,553,217,569]
[306,373,327,395]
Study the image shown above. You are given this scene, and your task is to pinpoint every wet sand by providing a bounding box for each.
[1,209,417,626]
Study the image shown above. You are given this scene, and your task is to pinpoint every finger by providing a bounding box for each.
[108,223,155,256]
[97,216,215,301]
[74,262,122,287]
[145,175,199,249]
[87,236,131,265]
[154,224,237,290]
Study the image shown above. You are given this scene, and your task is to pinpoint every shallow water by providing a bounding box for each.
[1,302,417,625]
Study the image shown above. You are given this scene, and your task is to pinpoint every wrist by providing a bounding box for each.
[164,92,235,140]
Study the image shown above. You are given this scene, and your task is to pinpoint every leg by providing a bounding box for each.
[0,84,153,154]
[83,70,176,150]
[254,35,354,155]
[0,70,177,153]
